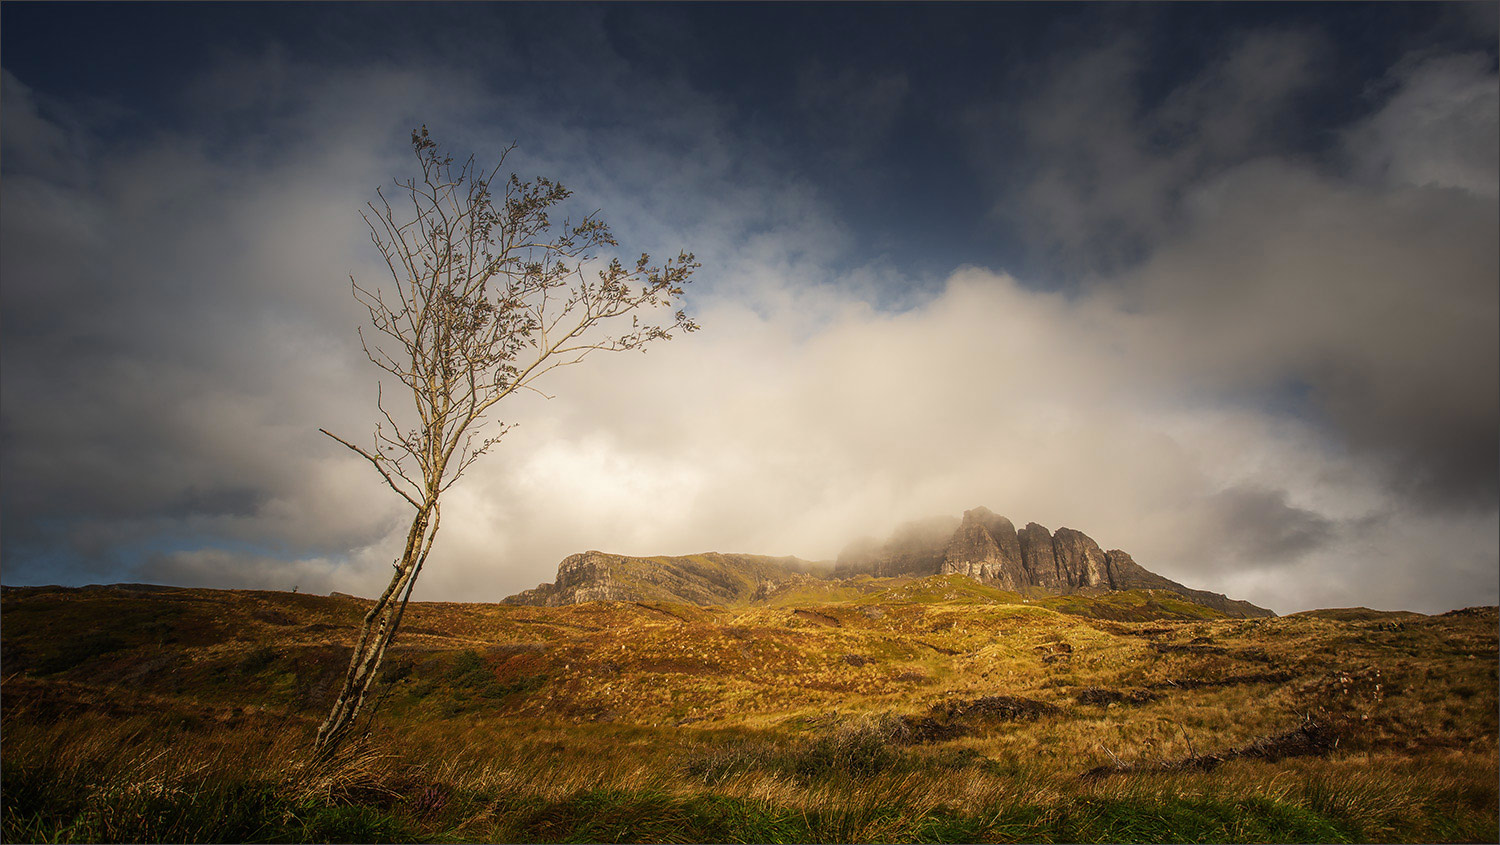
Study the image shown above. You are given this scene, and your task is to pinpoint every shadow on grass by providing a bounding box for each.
[493,789,1361,844]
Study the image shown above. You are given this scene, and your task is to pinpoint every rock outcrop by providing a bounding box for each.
[1052,527,1113,589]
[503,507,1275,618]
[832,508,1275,618]
[1018,522,1064,589]
[939,507,1027,589]
[502,551,819,607]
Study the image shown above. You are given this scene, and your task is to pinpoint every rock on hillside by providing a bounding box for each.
[504,507,1274,618]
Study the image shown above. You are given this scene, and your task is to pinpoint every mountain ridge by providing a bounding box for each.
[504,507,1275,617]
[500,551,825,608]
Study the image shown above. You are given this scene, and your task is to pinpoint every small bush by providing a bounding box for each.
[237,645,279,674]
[381,657,415,685]
[446,649,488,687]
[407,783,451,819]
[1077,687,1159,706]
[482,673,546,700]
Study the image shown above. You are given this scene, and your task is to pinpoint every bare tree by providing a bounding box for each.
[313,127,697,759]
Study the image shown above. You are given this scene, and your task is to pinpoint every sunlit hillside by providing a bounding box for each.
[2,580,1495,843]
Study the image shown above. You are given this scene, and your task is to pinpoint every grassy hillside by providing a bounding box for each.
[2,580,1495,843]
[504,552,827,607]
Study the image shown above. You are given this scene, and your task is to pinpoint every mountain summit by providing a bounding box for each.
[503,507,1274,617]
[836,507,1271,617]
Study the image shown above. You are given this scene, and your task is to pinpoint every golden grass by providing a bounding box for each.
[2,583,1495,842]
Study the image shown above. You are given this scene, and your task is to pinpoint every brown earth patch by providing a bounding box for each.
[931,694,1060,723]
[1083,718,1338,778]
[1036,641,1073,664]
[892,694,1063,745]
[253,609,297,626]
[1076,687,1159,706]
[1151,643,1228,656]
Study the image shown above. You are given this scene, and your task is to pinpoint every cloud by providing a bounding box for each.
[968,26,1498,510]
[2,19,1494,619]
[1345,52,1499,198]
[1121,157,1498,512]
[135,543,397,597]
[1,59,448,583]
[415,37,1495,613]
[972,26,1326,276]
[404,265,1490,614]
[1189,485,1337,571]
[0,72,84,177]
[0,45,859,589]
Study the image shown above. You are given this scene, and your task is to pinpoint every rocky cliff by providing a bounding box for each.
[504,507,1274,618]
[838,507,1272,617]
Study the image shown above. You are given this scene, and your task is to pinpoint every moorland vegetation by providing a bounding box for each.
[1,577,1495,843]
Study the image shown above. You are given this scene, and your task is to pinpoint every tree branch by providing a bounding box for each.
[319,428,422,509]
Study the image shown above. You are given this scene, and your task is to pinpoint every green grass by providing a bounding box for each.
[1,765,413,844]
[985,796,1354,844]
[4,777,1350,845]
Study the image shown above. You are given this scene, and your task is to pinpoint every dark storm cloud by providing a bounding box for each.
[1120,73,1499,513]
[972,25,1328,276]
[0,66,435,584]
[1196,486,1338,571]
[1,5,1494,615]
[965,25,1499,515]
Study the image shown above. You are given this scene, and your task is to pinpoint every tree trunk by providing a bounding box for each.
[312,504,435,760]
